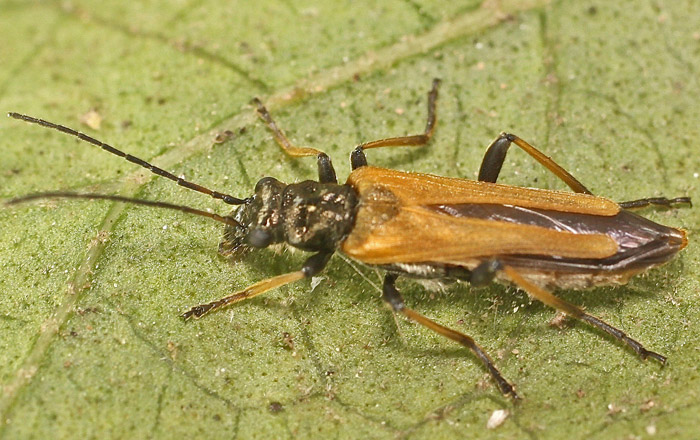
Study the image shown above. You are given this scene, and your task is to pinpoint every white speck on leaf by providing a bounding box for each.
[487,409,508,429]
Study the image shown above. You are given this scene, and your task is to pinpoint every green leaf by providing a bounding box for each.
[1,0,699,438]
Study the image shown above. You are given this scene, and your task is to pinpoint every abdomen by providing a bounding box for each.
[431,204,687,289]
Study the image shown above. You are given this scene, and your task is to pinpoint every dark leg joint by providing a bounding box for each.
[478,132,592,194]
[619,196,692,210]
[182,303,215,320]
[478,134,512,183]
[382,273,404,312]
[470,260,504,287]
[351,146,367,170]
[301,251,333,278]
[317,153,338,184]
[580,315,667,364]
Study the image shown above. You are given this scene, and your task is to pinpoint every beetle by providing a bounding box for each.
[6,79,691,399]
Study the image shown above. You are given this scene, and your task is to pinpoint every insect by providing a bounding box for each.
[6,79,691,399]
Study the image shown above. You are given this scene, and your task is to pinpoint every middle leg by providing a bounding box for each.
[381,273,519,399]
[351,78,441,169]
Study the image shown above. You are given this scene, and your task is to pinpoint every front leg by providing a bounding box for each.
[253,98,338,183]
[183,251,334,319]
[316,153,338,184]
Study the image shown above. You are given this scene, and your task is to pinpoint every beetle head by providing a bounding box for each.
[218,177,286,259]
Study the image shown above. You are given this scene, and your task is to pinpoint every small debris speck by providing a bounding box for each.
[80,109,102,130]
[268,401,284,413]
[487,409,508,429]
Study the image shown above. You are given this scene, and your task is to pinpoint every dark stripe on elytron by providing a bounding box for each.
[429,203,681,251]
[422,204,684,273]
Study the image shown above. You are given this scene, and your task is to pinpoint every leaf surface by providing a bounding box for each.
[1,1,699,438]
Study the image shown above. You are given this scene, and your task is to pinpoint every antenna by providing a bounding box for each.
[7,112,247,205]
[6,192,243,227]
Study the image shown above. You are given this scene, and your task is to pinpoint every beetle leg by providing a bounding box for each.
[350,147,368,170]
[619,196,692,210]
[351,78,441,170]
[252,97,324,157]
[252,98,338,183]
[182,251,333,319]
[469,259,504,287]
[316,153,338,184]
[382,273,519,399]
[478,133,592,194]
[501,265,667,364]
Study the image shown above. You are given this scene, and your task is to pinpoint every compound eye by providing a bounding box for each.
[247,228,272,248]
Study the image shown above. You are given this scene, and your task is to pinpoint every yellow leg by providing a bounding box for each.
[502,265,666,363]
[252,98,325,157]
[182,270,305,320]
[382,273,518,399]
[357,78,441,150]
[479,133,592,194]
